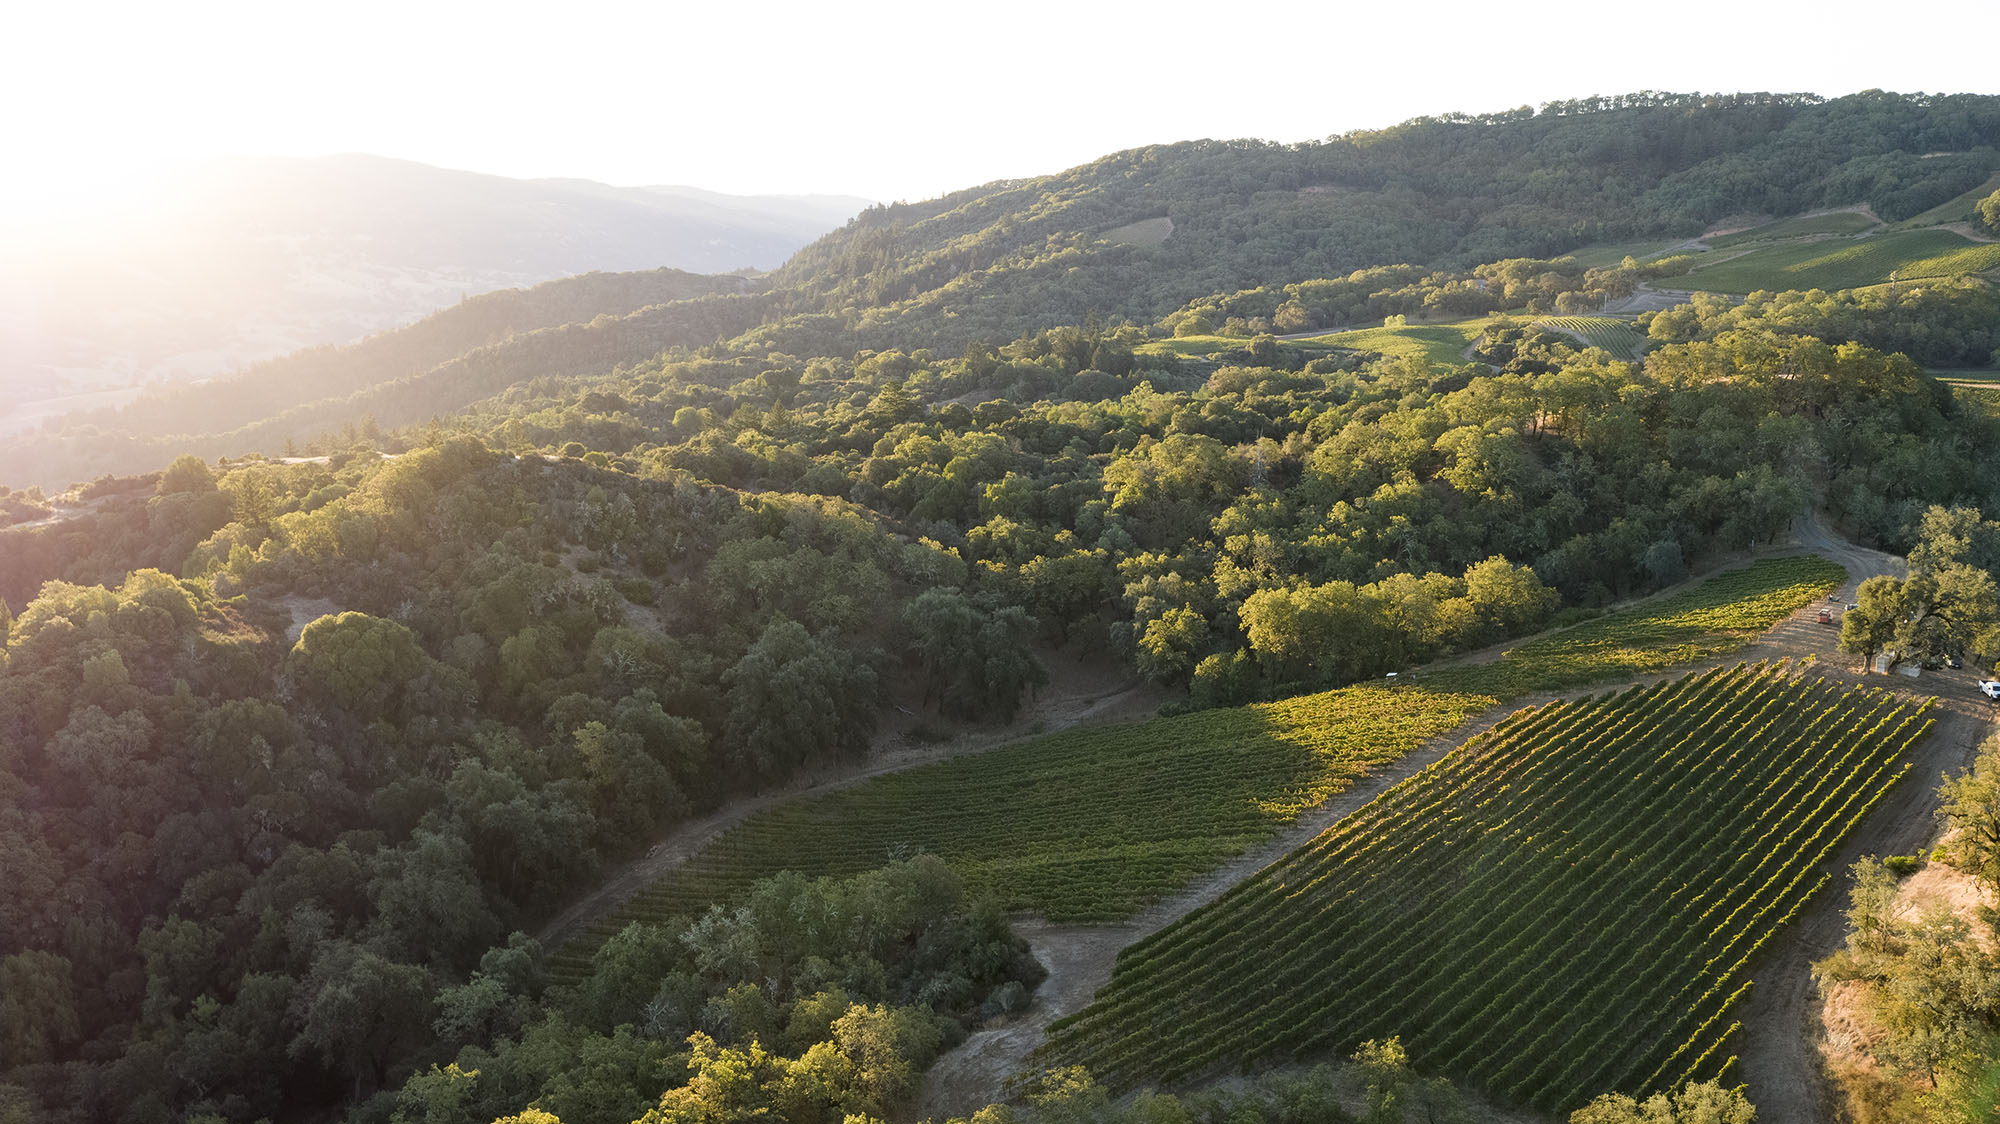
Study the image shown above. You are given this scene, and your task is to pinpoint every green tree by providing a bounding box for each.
[1569,1081,1755,1123]
[1352,1036,1468,1124]
[1940,736,2000,892]
[1840,575,1907,671]
[1459,555,1559,642]
[158,453,218,496]
[0,950,80,1063]
[723,619,879,772]
[1978,188,2000,236]
[290,941,437,1103]
[291,611,431,712]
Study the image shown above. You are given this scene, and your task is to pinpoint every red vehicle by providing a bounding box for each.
[1817,609,1834,625]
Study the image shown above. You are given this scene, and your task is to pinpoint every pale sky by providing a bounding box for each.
[5,0,1998,217]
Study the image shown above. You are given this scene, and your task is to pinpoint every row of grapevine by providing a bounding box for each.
[1537,316,1649,361]
[547,557,1842,984]
[1039,663,1931,1112]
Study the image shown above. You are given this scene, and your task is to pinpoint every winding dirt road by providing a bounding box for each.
[535,657,1169,951]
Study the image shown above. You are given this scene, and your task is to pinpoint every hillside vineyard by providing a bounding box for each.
[1043,664,1933,1111]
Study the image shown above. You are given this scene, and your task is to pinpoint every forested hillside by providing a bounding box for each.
[6,89,2000,1124]
[743,91,2000,353]
[13,90,2000,494]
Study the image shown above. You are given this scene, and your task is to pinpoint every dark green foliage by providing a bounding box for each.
[902,587,1047,720]
[388,859,1041,1124]
[1638,280,2000,368]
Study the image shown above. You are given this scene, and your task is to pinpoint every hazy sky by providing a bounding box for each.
[7,0,1998,215]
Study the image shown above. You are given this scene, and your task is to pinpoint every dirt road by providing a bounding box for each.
[535,657,1169,951]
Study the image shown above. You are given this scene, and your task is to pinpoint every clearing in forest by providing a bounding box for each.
[1039,663,1933,1113]
[1679,228,2000,293]
[1303,320,1489,367]
[547,557,1841,983]
[1705,211,1880,248]
[1536,316,1647,361]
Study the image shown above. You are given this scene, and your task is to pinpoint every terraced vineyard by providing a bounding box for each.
[1537,316,1647,360]
[1682,228,2000,293]
[1040,663,1933,1111]
[548,557,1840,983]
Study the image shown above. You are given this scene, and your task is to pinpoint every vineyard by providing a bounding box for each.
[1706,211,1879,248]
[1039,664,1933,1111]
[1681,228,2000,293]
[544,685,1489,982]
[1537,316,1648,361]
[1308,320,1489,367]
[1426,555,1843,698]
[547,557,1841,983]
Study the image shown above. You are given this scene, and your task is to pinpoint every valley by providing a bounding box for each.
[7,89,2000,1124]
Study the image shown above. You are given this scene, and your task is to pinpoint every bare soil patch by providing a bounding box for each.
[277,595,343,645]
[1100,217,1173,246]
[1816,841,1998,1123]
[1939,221,1999,244]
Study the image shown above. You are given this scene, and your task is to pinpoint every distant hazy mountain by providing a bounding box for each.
[0,155,869,424]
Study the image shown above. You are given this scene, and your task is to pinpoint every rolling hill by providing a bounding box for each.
[0,155,868,431]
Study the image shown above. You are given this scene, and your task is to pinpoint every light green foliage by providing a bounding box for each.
[1043,664,1932,1110]
[157,453,218,496]
[1816,849,2000,1101]
[1432,556,1842,698]
[491,1112,563,1124]
[453,860,1031,1124]
[391,1062,482,1124]
[1569,1081,1756,1123]
[1354,1037,1471,1124]
[1840,575,1908,669]
[1940,737,2000,891]
[1978,189,2000,236]
[637,1009,939,1124]
[1307,322,1486,367]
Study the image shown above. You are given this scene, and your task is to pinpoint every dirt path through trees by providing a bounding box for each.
[534,657,1169,950]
